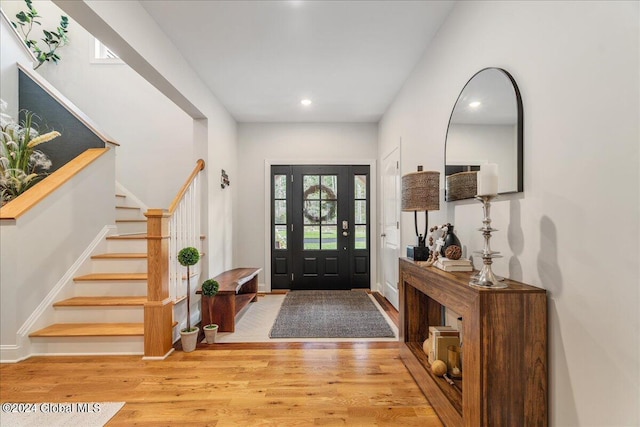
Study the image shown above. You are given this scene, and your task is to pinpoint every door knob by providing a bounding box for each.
[342,231,349,236]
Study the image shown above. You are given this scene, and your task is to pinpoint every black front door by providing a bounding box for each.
[271,165,370,290]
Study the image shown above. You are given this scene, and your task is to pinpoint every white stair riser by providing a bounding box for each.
[90,259,147,273]
[115,196,138,208]
[107,239,147,253]
[74,281,147,297]
[115,208,144,220]
[116,221,147,234]
[30,336,144,356]
[54,307,144,323]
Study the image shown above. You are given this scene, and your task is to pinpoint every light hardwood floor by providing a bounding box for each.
[1,295,442,426]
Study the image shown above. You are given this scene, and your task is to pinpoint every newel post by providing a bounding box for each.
[143,209,174,359]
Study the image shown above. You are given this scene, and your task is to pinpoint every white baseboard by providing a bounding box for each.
[383,282,399,310]
[0,344,30,364]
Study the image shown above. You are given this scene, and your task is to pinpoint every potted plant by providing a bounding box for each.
[178,247,200,352]
[201,278,220,344]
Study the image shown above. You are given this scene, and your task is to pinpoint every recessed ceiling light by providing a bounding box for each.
[469,101,481,108]
[301,99,312,106]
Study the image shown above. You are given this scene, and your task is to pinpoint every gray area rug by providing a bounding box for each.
[269,290,395,338]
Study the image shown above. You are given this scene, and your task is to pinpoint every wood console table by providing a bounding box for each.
[197,267,261,332]
[399,258,547,427]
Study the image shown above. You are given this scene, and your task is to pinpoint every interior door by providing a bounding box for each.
[271,165,370,290]
[381,147,400,309]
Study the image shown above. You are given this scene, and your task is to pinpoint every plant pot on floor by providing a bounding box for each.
[203,324,219,344]
[180,327,199,352]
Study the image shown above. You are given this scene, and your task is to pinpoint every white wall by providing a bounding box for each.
[0,8,35,118]
[49,0,238,280]
[236,123,378,290]
[379,1,639,425]
[0,149,115,361]
[0,0,194,209]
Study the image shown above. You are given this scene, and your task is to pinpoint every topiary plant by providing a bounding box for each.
[201,278,220,330]
[178,247,200,333]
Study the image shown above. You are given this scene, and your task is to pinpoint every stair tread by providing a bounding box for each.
[30,323,144,337]
[92,253,147,259]
[74,273,147,281]
[107,234,147,240]
[115,194,126,198]
[115,206,140,210]
[115,219,147,223]
[54,296,147,307]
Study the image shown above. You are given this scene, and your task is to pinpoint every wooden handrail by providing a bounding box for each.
[168,159,205,215]
[0,148,109,220]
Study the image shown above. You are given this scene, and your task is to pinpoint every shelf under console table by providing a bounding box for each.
[399,257,547,427]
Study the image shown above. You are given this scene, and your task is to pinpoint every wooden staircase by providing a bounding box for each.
[29,194,151,354]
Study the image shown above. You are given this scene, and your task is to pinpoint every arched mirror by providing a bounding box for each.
[444,68,523,201]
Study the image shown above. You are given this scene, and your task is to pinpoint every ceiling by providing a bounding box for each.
[140,0,455,123]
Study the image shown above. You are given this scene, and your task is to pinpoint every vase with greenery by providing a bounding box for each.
[1,100,60,205]
[12,0,70,70]
[201,278,220,344]
[178,246,200,352]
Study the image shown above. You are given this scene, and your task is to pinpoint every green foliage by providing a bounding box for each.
[1,105,59,204]
[12,0,70,70]
[201,279,219,297]
[177,247,200,266]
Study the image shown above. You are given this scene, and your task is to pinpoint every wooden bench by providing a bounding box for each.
[196,267,261,332]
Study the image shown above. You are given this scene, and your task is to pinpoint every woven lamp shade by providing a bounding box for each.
[401,170,440,211]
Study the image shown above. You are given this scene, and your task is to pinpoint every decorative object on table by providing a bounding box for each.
[445,171,478,201]
[1,103,60,205]
[444,245,462,260]
[427,326,459,365]
[220,169,230,188]
[469,163,507,288]
[431,359,447,377]
[11,0,70,70]
[178,247,201,352]
[423,337,431,355]
[447,345,462,378]
[201,278,220,344]
[440,223,462,258]
[476,163,498,197]
[426,223,449,265]
[402,166,440,261]
[434,257,473,272]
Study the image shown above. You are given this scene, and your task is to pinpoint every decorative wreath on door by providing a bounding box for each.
[303,184,337,223]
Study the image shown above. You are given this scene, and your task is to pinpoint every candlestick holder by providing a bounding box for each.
[469,195,507,289]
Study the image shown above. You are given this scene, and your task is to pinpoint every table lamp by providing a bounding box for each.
[402,166,440,261]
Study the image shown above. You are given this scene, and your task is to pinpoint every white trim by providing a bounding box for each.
[0,345,30,364]
[263,158,377,294]
[0,8,38,66]
[3,225,116,362]
[16,62,120,147]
